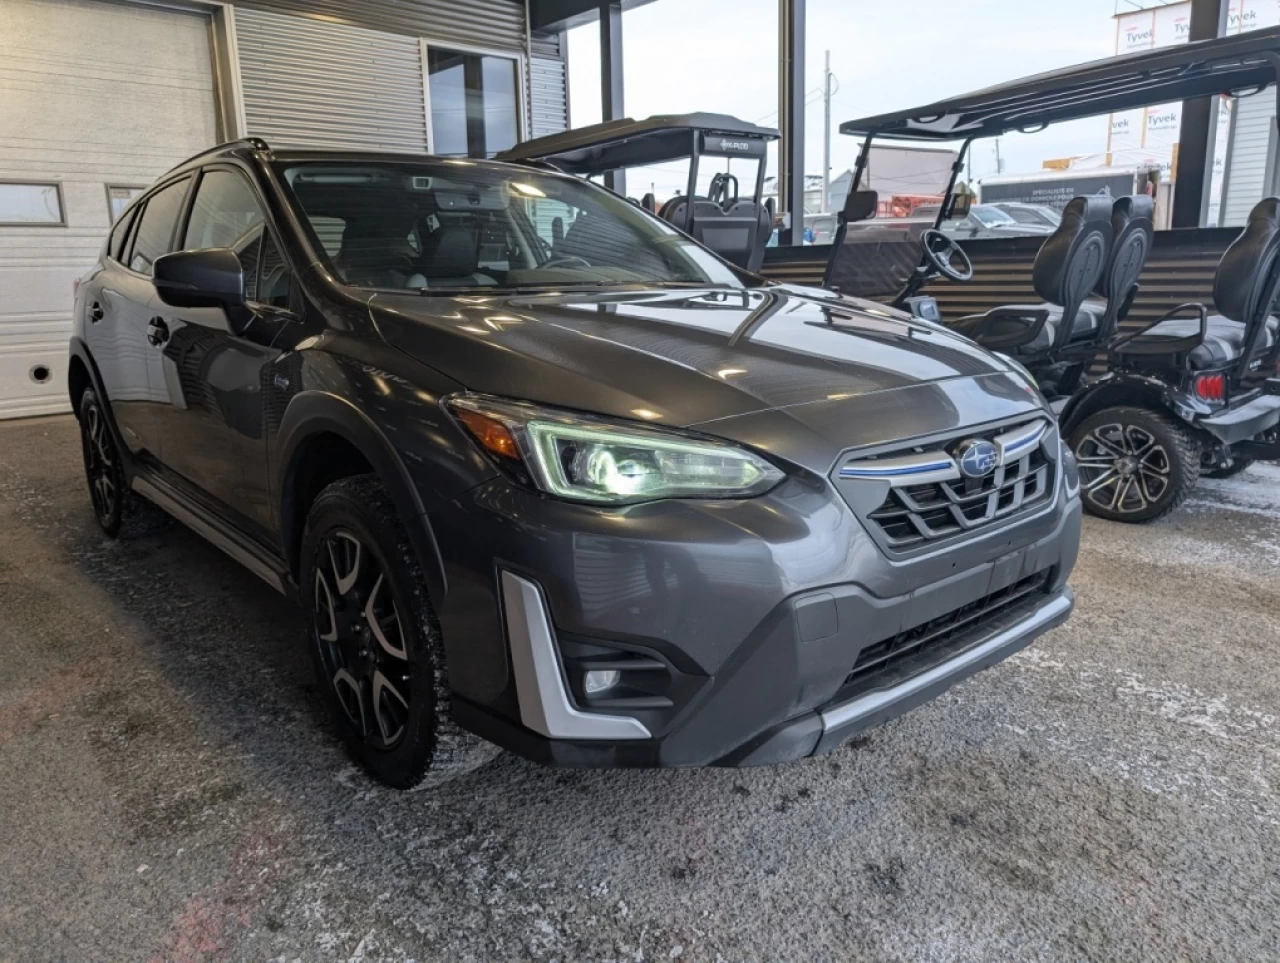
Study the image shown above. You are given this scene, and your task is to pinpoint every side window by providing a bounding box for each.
[256,229,291,309]
[128,177,191,276]
[183,169,266,287]
[107,206,136,262]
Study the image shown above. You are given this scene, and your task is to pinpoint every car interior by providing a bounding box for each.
[283,165,735,291]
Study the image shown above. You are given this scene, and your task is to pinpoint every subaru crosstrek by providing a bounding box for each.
[69,139,1080,788]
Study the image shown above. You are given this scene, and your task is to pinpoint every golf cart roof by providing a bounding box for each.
[839,27,1280,142]
[496,113,779,174]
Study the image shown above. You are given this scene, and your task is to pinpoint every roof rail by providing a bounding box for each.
[160,137,271,177]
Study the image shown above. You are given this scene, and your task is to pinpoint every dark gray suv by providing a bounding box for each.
[69,139,1080,787]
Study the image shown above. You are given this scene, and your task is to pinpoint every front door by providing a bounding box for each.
[147,167,293,541]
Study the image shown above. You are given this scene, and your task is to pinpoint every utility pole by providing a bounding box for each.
[822,49,832,212]
[993,137,1004,175]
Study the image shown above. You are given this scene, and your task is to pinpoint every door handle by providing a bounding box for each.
[146,317,170,346]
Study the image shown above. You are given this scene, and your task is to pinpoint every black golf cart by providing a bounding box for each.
[828,28,1280,522]
[496,113,778,272]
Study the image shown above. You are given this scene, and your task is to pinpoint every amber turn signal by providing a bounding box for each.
[454,407,521,460]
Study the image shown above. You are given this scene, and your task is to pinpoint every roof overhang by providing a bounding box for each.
[839,27,1280,142]
[529,0,660,33]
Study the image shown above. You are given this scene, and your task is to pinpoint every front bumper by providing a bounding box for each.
[437,464,1081,768]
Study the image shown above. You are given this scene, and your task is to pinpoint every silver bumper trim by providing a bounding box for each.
[819,590,1073,734]
[500,571,651,741]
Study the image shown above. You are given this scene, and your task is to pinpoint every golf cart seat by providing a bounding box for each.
[1114,197,1280,369]
[658,191,772,272]
[951,195,1115,355]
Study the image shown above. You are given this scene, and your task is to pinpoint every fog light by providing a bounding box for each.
[583,670,620,695]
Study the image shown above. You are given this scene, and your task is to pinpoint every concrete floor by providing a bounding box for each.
[1,414,1277,963]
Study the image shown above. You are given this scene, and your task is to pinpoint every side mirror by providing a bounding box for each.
[948,192,973,218]
[154,248,245,311]
[841,190,878,224]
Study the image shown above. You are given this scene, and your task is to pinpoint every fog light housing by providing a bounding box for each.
[583,670,621,695]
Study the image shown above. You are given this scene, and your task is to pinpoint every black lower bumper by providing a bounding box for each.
[722,587,1074,765]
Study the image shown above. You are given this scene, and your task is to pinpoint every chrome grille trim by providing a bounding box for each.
[833,415,1058,554]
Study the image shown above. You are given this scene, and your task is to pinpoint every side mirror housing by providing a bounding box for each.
[153,248,246,311]
[841,190,878,224]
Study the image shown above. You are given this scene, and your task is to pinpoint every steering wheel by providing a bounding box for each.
[920,229,973,283]
[542,254,592,270]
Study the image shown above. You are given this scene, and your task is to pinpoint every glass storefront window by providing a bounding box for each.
[427,48,520,158]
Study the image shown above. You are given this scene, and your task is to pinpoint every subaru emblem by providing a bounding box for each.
[956,439,999,479]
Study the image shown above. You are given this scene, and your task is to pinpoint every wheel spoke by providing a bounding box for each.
[372,670,409,743]
[328,533,361,595]
[314,568,338,642]
[1084,468,1118,493]
[333,668,367,736]
[365,574,408,661]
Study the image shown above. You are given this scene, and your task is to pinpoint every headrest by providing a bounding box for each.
[1032,195,1113,309]
[425,225,479,279]
[1095,194,1154,301]
[1215,197,1280,325]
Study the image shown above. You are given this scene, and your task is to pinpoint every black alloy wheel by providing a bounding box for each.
[1070,406,1198,523]
[78,389,126,536]
[301,475,497,789]
[312,528,414,752]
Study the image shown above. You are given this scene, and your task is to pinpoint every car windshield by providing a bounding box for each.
[277,160,747,293]
[970,205,1017,227]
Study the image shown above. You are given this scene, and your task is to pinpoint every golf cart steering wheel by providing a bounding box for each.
[542,254,592,270]
[920,229,973,283]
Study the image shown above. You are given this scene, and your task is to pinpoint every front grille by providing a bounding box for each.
[840,419,1056,552]
[841,571,1051,693]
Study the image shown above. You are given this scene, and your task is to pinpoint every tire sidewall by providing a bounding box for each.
[1069,405,1199,523]
[300,477,440,788]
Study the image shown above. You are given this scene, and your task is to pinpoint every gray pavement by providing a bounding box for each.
[0,414,1277,963]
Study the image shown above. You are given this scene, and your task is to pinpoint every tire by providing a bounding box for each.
[77,387,127,537]
[300,474,498,789]
[1069,406,1199,523]
[1203,457,1253,480]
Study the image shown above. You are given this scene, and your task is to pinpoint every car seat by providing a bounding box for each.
[335,216,421,288]
[950,195,1115,357]
[408,224,496,289]
[1112,197,1280,370]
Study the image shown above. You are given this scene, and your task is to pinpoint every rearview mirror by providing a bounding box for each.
[154,248,246,311]
[841,190,878,224]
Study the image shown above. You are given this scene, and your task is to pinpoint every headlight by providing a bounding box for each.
[448,395,784,504]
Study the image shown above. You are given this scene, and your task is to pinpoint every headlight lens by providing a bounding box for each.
[448,395,784,504]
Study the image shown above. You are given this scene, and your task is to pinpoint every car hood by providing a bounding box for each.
[370,284,1046,461]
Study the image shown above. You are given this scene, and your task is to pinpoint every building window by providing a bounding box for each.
[106,185,146,222]
[0,182,65,226]
[427,46,520,158]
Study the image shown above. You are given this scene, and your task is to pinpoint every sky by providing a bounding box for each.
[567,0,1124,199]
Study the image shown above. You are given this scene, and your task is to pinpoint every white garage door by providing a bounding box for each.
[0,0,218,419]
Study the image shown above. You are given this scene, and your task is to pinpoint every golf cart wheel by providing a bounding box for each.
[1069,406,1199,523]
[301,474,498,790]
[1203,457,1253,479]
[78,388,127,537]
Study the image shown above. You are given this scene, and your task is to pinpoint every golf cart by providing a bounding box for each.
[829,28,1280,522]
[496,113,778,272]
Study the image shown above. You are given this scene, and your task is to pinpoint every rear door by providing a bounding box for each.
[87,175,192,457]
[148,166,292,538]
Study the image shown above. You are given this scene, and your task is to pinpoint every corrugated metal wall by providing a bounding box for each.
[234,0,525,53]
[529,30,569,138]
[1220,91,1277,227]
[236,8,431,152]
